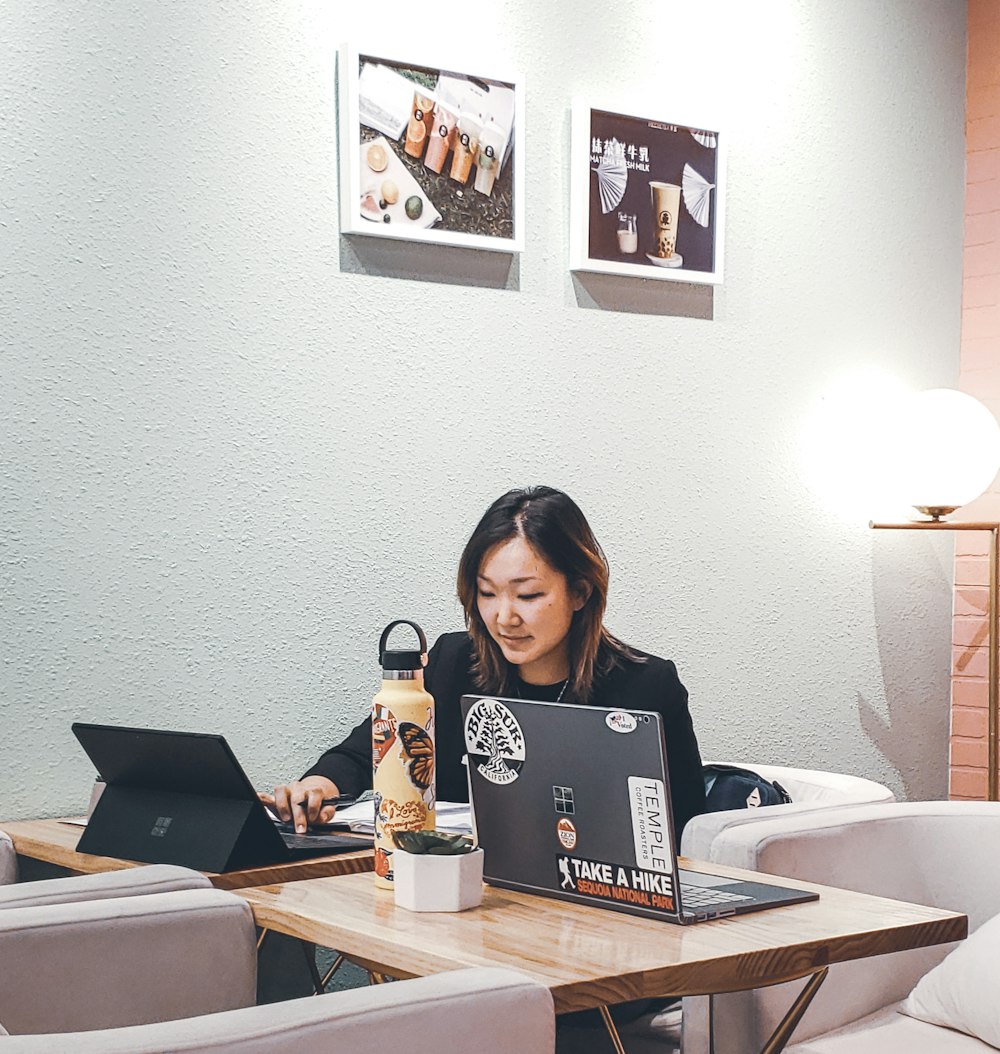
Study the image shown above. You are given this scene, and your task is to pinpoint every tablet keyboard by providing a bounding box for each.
[280,831,353,850]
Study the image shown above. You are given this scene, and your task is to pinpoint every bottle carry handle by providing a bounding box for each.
[379,619,429,665]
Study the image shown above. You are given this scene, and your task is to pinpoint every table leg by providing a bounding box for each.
[317,952,347,993]
[682,969,828,1054]
[302,939,325,994]
[758,968,828,1054]
[597,1005,629,1054]
[256,927,269,952]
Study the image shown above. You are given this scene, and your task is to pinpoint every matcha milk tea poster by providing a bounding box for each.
[571,104,725,284]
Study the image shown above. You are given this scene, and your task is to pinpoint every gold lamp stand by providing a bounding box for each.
[870,520,1000,801]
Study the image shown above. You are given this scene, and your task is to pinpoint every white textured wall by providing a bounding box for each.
[1,0,966,818]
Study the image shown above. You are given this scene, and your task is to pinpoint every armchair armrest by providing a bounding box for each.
[0,889,256,1036]
[681,764,895,861]
[0,864,210,911]
[0,967,555,1054]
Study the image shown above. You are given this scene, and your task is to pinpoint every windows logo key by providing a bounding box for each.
[150,816,173,838]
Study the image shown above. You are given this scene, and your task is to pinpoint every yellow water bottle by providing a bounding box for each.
[372,619,436,889]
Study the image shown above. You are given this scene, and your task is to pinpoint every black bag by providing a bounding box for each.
[702,764,792,813]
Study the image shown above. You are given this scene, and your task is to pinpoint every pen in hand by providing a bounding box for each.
[297,797,353,812]
[258,791,354,831]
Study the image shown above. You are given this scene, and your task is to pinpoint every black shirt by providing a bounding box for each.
[303,631,705,841]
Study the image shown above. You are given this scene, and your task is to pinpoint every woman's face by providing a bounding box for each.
[476,535,586,685]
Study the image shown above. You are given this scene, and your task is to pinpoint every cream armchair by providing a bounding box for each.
[608,766,896,1053]
[683,801,1000,1053]
[0,882,554,1053]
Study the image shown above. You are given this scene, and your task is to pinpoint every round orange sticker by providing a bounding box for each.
[557,818,577,851]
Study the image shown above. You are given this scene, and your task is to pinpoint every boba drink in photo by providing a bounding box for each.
[473,119,504,196]
[424,99,457,174]
[404,88,435,159]
[649,181,681,258]
[449,110,482,185]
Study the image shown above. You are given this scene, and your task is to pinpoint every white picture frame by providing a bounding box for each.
[570,100,726,284]
[338,45,525,254]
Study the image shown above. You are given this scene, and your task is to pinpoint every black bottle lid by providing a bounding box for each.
[379,619,429,671]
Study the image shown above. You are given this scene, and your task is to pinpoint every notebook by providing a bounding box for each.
[459,695,818,924]
[72,722,372,873]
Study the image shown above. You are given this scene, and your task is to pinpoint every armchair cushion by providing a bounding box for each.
[900,908,1000,1048]
[787,1002,993,1053]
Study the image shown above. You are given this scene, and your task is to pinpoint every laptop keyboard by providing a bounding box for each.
[679,882,753,907]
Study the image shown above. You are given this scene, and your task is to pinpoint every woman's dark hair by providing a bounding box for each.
[456,487,639,701]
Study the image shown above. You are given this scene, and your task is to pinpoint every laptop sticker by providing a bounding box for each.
[553,785,575,814]
[628,776,672,874]
[464,698,526,786]
[605,711,637,733]
[557,817,577,850]
[556,853,675,911]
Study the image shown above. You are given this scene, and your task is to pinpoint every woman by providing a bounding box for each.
[267,486,705,841]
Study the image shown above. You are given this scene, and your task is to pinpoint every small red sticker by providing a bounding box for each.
[557,817,577,850]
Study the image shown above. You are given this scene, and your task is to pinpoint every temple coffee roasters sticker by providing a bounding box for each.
[464,698,526,785]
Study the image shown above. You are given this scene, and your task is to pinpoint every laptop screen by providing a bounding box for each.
[72,723,258,800]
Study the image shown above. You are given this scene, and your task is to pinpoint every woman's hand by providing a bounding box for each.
[258,775,340,833]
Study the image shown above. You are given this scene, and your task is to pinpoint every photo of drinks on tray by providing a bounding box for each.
[569,102,726,285]
[338,48,524,253]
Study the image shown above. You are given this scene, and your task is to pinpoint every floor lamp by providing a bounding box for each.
[869,519,999,801]
[869,388,1000,802]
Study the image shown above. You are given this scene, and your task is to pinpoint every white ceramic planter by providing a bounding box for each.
[393,848,485,912]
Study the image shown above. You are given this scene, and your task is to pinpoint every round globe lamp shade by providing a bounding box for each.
[894,389,1000,520]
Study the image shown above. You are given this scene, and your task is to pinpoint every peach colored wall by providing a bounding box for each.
[952,0,1000,799]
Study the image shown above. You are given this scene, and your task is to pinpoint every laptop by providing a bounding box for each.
[72,723,372,873]
[460,695,818,924]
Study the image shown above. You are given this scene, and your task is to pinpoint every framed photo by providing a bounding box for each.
[570,101,726,284]
[338,46,525,253]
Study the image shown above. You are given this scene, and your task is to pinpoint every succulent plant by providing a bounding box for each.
[391,830,475,856]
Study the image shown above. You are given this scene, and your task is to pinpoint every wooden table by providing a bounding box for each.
[0,817,375,890]
[239,860,966,1014]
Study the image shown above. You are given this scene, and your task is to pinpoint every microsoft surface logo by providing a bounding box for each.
[150,816,173,838]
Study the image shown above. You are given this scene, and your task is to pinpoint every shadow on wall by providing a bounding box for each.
[864,534,954,800]
[340,235,519,290]
[571,271,714,319]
